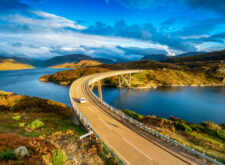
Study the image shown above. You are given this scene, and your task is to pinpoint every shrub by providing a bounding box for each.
[18,122,25,127]
[216,130,225,140]
[123,109,143,120]
[0,149,16,161]
[201,121,221,131]
[50,149,67,165]
[219,123,225,130]
[26,119,44,130]
[189,124,204,132]
[174,122,192,133]
[12,115,20,120]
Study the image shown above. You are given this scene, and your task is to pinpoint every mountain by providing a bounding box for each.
[41,54,114,67]
[50,60,102,68]
[162,50,225,63]
[0,59,34,70]
[141,54,168,61]
[94,58,114,64]
[176,52,206,57]
[0,54,114,67]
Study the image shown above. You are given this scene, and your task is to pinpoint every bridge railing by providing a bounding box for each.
[69,91,92,129]
[69,87,125,165]
[88,85,223,165]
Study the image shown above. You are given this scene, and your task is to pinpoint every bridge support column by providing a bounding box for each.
[118,74,132,88]
[97,80,103,100]
[118,75,122,87]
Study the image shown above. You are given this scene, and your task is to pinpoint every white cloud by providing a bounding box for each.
[0,10,86,31]
[32,11,87,30]
[0,9,180,60]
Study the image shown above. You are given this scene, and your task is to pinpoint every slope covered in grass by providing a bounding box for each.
[40,60,225,87]
[0,91,119,165]
[123,109,225,164]
[50,60,102,69]
[0,59,34,70]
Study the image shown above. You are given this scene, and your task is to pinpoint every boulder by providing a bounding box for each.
[14,146,30,158]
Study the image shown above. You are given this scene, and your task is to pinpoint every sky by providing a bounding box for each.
[0,0,225,61]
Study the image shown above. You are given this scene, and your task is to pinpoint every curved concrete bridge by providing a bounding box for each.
[69,70,209,165]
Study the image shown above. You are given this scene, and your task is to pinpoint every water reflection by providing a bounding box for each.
[94,86,225,124]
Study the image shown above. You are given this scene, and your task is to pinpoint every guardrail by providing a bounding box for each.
[69,85,125,165]
[87,83,223,165]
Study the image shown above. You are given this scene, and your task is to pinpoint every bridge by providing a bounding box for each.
[69,70,221,165]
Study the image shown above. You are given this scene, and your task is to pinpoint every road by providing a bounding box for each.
[70,70,204,165]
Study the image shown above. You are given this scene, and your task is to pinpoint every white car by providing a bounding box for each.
[79,98,86,104]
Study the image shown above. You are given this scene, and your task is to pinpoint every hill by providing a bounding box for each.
[141,54,168,61]
[0,59,34,70]
[0,54,114,67]
[162,50,225,63]
[41,54,114,67]
[50,60,102,68]
[176,52,205,57]
[40,59,225,87]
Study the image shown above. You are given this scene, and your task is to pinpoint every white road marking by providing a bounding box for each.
[99,118,112,130]
[95,131,131,165]
[122,137,152,161]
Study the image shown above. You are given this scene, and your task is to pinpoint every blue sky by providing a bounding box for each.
[0,0,225,60]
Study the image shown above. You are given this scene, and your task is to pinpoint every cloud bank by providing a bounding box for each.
[0,0,224,61]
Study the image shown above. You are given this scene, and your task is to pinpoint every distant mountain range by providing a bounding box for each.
[141,54,168,61]
[162,50,225,63]
[0,50,224,70]
[140,52,206,61]
[0,54,114,67]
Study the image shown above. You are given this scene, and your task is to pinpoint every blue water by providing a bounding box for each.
[0,68,71,105]
[0,68,224,124]
[93,86,225,124]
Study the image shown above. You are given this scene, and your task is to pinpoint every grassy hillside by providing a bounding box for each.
[131,69,223,88]
[50,60,102,69]
[40,67,109,85]
[0,59,34,70]
[0,91,120,164]
[40,60,225,87]
[123,109,225,164]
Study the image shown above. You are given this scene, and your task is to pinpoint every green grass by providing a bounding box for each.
[0,112,86,137]
[26,119,44,130]
[123,109,225,163]
[50,149,67,165]
[0,149,16,161]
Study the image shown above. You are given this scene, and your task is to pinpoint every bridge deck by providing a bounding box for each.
[70,70,203,165]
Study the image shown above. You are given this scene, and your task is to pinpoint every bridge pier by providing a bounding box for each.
[118,73,132,88]
[97,80,103,100]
